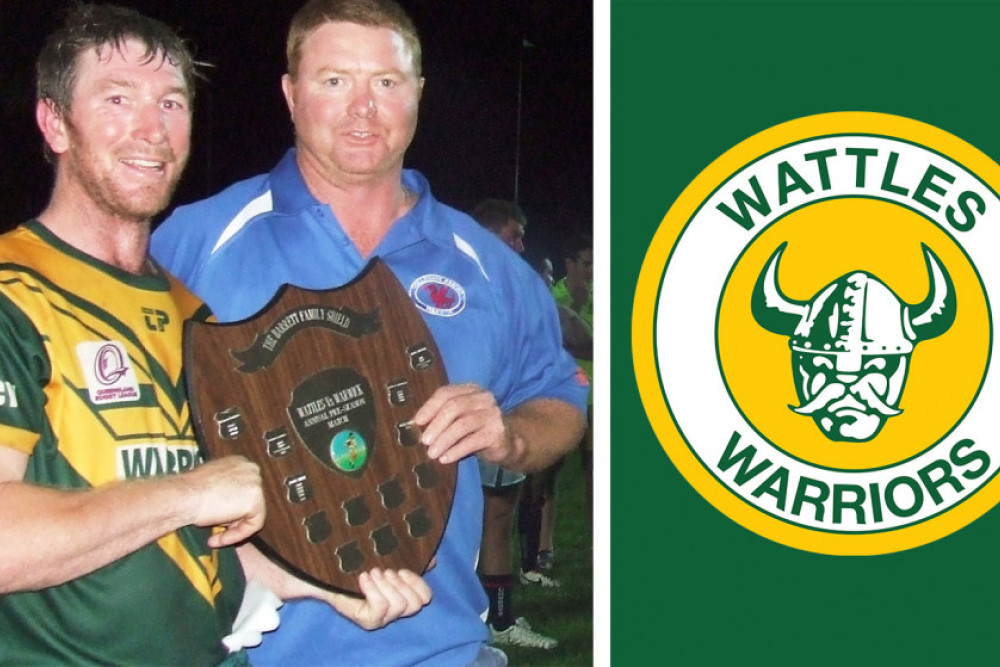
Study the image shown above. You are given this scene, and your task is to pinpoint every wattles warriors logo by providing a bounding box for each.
[633,112,1000,555]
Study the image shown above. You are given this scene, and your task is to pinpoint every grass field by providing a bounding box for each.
[500,448,594,666]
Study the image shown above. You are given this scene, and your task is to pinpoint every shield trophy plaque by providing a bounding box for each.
[184,259,455,596]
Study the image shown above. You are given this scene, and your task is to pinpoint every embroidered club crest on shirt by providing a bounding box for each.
[409,274,466,317]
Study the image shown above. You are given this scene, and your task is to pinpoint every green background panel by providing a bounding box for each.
[613,1,1000,665]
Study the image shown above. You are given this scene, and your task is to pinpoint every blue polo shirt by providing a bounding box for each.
[152,148,588,666]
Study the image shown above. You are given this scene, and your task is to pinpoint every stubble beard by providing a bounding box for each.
[64,127,184,224]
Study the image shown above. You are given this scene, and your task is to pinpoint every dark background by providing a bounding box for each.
[0,0,592,273]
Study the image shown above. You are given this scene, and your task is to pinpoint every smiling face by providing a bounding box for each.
[282,21,424,188]
[39,38,191,223]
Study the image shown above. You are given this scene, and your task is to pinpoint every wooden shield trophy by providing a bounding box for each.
[184,259,455,595]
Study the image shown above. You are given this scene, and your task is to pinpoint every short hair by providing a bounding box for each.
[36,3,199,114]
[471,199,527,234]
[35,3,200,162]
[286,0,423,80]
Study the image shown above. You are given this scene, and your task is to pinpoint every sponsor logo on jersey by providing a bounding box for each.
[142,307,170,332]
[117,443,202,479]
[633,112,1000,555]
[76,341,141,404]
[409,274,467,317]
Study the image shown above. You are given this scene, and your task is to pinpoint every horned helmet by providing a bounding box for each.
[751,243,956,441]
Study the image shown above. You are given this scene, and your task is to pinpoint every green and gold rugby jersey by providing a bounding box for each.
[0,221,244,665]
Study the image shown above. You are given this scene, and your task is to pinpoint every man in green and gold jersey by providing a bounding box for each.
[0,4,429,664]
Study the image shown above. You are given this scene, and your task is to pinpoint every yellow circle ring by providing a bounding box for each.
[632,112,1000,555]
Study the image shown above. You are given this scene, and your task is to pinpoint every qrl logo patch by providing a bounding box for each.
[76,340,141,405]
[633,112,1000,555]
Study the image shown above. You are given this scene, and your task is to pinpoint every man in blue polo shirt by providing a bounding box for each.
[151,1,588,665]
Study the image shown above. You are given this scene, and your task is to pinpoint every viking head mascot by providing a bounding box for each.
[751,243,956,442]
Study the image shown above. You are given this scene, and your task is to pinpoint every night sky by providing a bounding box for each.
[0,0,593,270]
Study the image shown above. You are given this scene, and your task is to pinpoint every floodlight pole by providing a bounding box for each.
[514,38,532,205]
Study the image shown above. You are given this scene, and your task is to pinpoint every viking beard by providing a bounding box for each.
[791,373,902,441]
